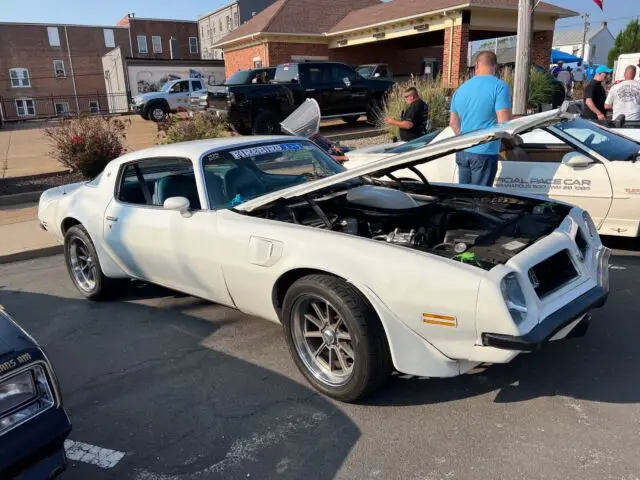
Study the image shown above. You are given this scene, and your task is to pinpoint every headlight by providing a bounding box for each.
[582,211,597,237]
[0,365,55,434]
[0,370,36,413]
[501,273,528,325]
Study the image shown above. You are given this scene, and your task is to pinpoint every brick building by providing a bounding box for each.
[215,0,577,85]
[0,16,199,121]
[197,0,279,60]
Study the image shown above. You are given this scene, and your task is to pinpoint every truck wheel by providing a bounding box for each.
[64,225,124,301]
[282,274,391,403]
[342,116,360,126]
[252,111,281,135]
[147,104,167,122]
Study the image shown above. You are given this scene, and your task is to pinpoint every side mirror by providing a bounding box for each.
[163,196,191,217]
[562,152,594,168]
[373,72,381,78]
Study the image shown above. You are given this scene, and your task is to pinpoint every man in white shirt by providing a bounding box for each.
[605,65,640,121]
[556,68,573,97]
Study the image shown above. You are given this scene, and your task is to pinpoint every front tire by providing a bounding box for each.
[64,225,121,301]
[282,274,391,402]
[146,103,167,122]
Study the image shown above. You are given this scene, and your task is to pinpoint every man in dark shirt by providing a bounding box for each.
[582,65,613,120]
[384,87,428,141]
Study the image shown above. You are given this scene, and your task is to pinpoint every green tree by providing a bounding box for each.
[608,19,640,67]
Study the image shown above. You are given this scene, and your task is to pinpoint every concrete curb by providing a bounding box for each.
[0,191,43,206]
[0,245,63,265]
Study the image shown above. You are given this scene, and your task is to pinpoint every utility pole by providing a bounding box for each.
[580,13,591,63]
[512,0,533,115]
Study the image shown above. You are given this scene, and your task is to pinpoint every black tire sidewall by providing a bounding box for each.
[148,104,167,122]
[282,276,380,402]
[252,111,280,135]
[64,225,106,300]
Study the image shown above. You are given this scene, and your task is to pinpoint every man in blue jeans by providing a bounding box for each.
[449,51,512,186]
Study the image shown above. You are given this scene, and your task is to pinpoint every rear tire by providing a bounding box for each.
[64,225,123,301]
[252,111,281,135]
[282,274,391,402]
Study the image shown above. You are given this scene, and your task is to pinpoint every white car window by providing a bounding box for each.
[117,158,201,209]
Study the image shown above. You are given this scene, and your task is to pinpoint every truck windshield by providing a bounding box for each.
[356,66,375,78]
[554,118,640,161]
[159,82,173,93]
[202,140,347,210]
[274,64,299,83]
[226,71,251,85]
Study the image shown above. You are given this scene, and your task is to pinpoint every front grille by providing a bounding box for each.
[529,249,579,298]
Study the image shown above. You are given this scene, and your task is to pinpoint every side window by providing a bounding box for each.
[117,158,201,209]
[330,64,355,83]
[170,81,189,93]
[300,64,328,83]
[191,80,203,91]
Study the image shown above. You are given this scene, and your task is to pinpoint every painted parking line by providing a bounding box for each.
[64,440,126,469]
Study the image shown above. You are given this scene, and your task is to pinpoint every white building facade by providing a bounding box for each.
[552,22,615,65]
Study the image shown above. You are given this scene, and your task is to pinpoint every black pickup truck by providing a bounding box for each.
[207,61,394,134]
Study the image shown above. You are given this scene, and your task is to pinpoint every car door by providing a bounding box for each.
[102,157,233,305]
[167,80,191,110]
[331,63,368,116]
[492,129,614,227]
[299,63,339,116]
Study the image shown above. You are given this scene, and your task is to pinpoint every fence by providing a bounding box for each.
[0,92,132,122]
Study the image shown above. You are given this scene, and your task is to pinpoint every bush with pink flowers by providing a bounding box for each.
[44,116,130,179]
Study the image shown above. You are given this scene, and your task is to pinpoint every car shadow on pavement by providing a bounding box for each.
[0,288,359,480]
[365,255,640,408]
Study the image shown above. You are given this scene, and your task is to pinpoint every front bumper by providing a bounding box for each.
[482,285,608,352]
[130,103,144,114]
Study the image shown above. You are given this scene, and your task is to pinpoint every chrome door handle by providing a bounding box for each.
[106,216,118,222]
[334,88,344,91]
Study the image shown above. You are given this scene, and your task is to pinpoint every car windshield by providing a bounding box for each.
[356,66,375,78]
[202,140,347,210]
[159,82,173,93]
[554,118,640,161]
[226,70,251,85]
[386,129,444,154]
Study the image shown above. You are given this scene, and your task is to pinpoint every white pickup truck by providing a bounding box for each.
[130,78,206,121]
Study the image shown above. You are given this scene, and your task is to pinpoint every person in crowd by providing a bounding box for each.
[384,87,429,141]
[585,62,597,82]
[449,51,512,186]
[551,61,563,77]
[582,65,613,121]
[605,65,640,121]
[557,66,573,96]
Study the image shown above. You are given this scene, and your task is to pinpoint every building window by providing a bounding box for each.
[226,16,230,30]
[9,68,30,88]
[89,101,100,114]
[152,36,162,53]
[137,35,148,54]
[47,27,61,47]
[54,102,70,116]
[189,37,198,54]
[53,60,66,78]
[591,45,597,58]
[15,99,35,117]
[104,29,115,48]
[234,12,239,27]
[219,19,223,31]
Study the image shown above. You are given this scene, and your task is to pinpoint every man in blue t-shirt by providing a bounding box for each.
[450,51,512,186]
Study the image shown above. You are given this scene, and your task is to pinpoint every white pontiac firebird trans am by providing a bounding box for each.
[345,113,640,237]
[38,109,611,402]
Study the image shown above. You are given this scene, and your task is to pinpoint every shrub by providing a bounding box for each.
[44,116,129,179]
[156,112,230,144]
[378,77,450,137]
[501,67,555,108]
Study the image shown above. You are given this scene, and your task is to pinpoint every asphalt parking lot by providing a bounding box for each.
[1,246,640,480]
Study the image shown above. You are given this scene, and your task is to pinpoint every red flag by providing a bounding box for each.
[593,0,603,10]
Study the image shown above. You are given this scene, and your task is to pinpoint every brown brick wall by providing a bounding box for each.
[442,23,470,87]
[531,30,553,69]
[0,24,129,106]
[224,44,268,78]
[128,19,200,60]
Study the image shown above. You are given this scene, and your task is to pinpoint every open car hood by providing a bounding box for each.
[235,108,577,212]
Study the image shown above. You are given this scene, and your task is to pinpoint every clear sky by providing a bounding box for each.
[0,0,638,36]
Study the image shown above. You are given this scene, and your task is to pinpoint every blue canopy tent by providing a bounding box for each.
[551,49,583,64]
